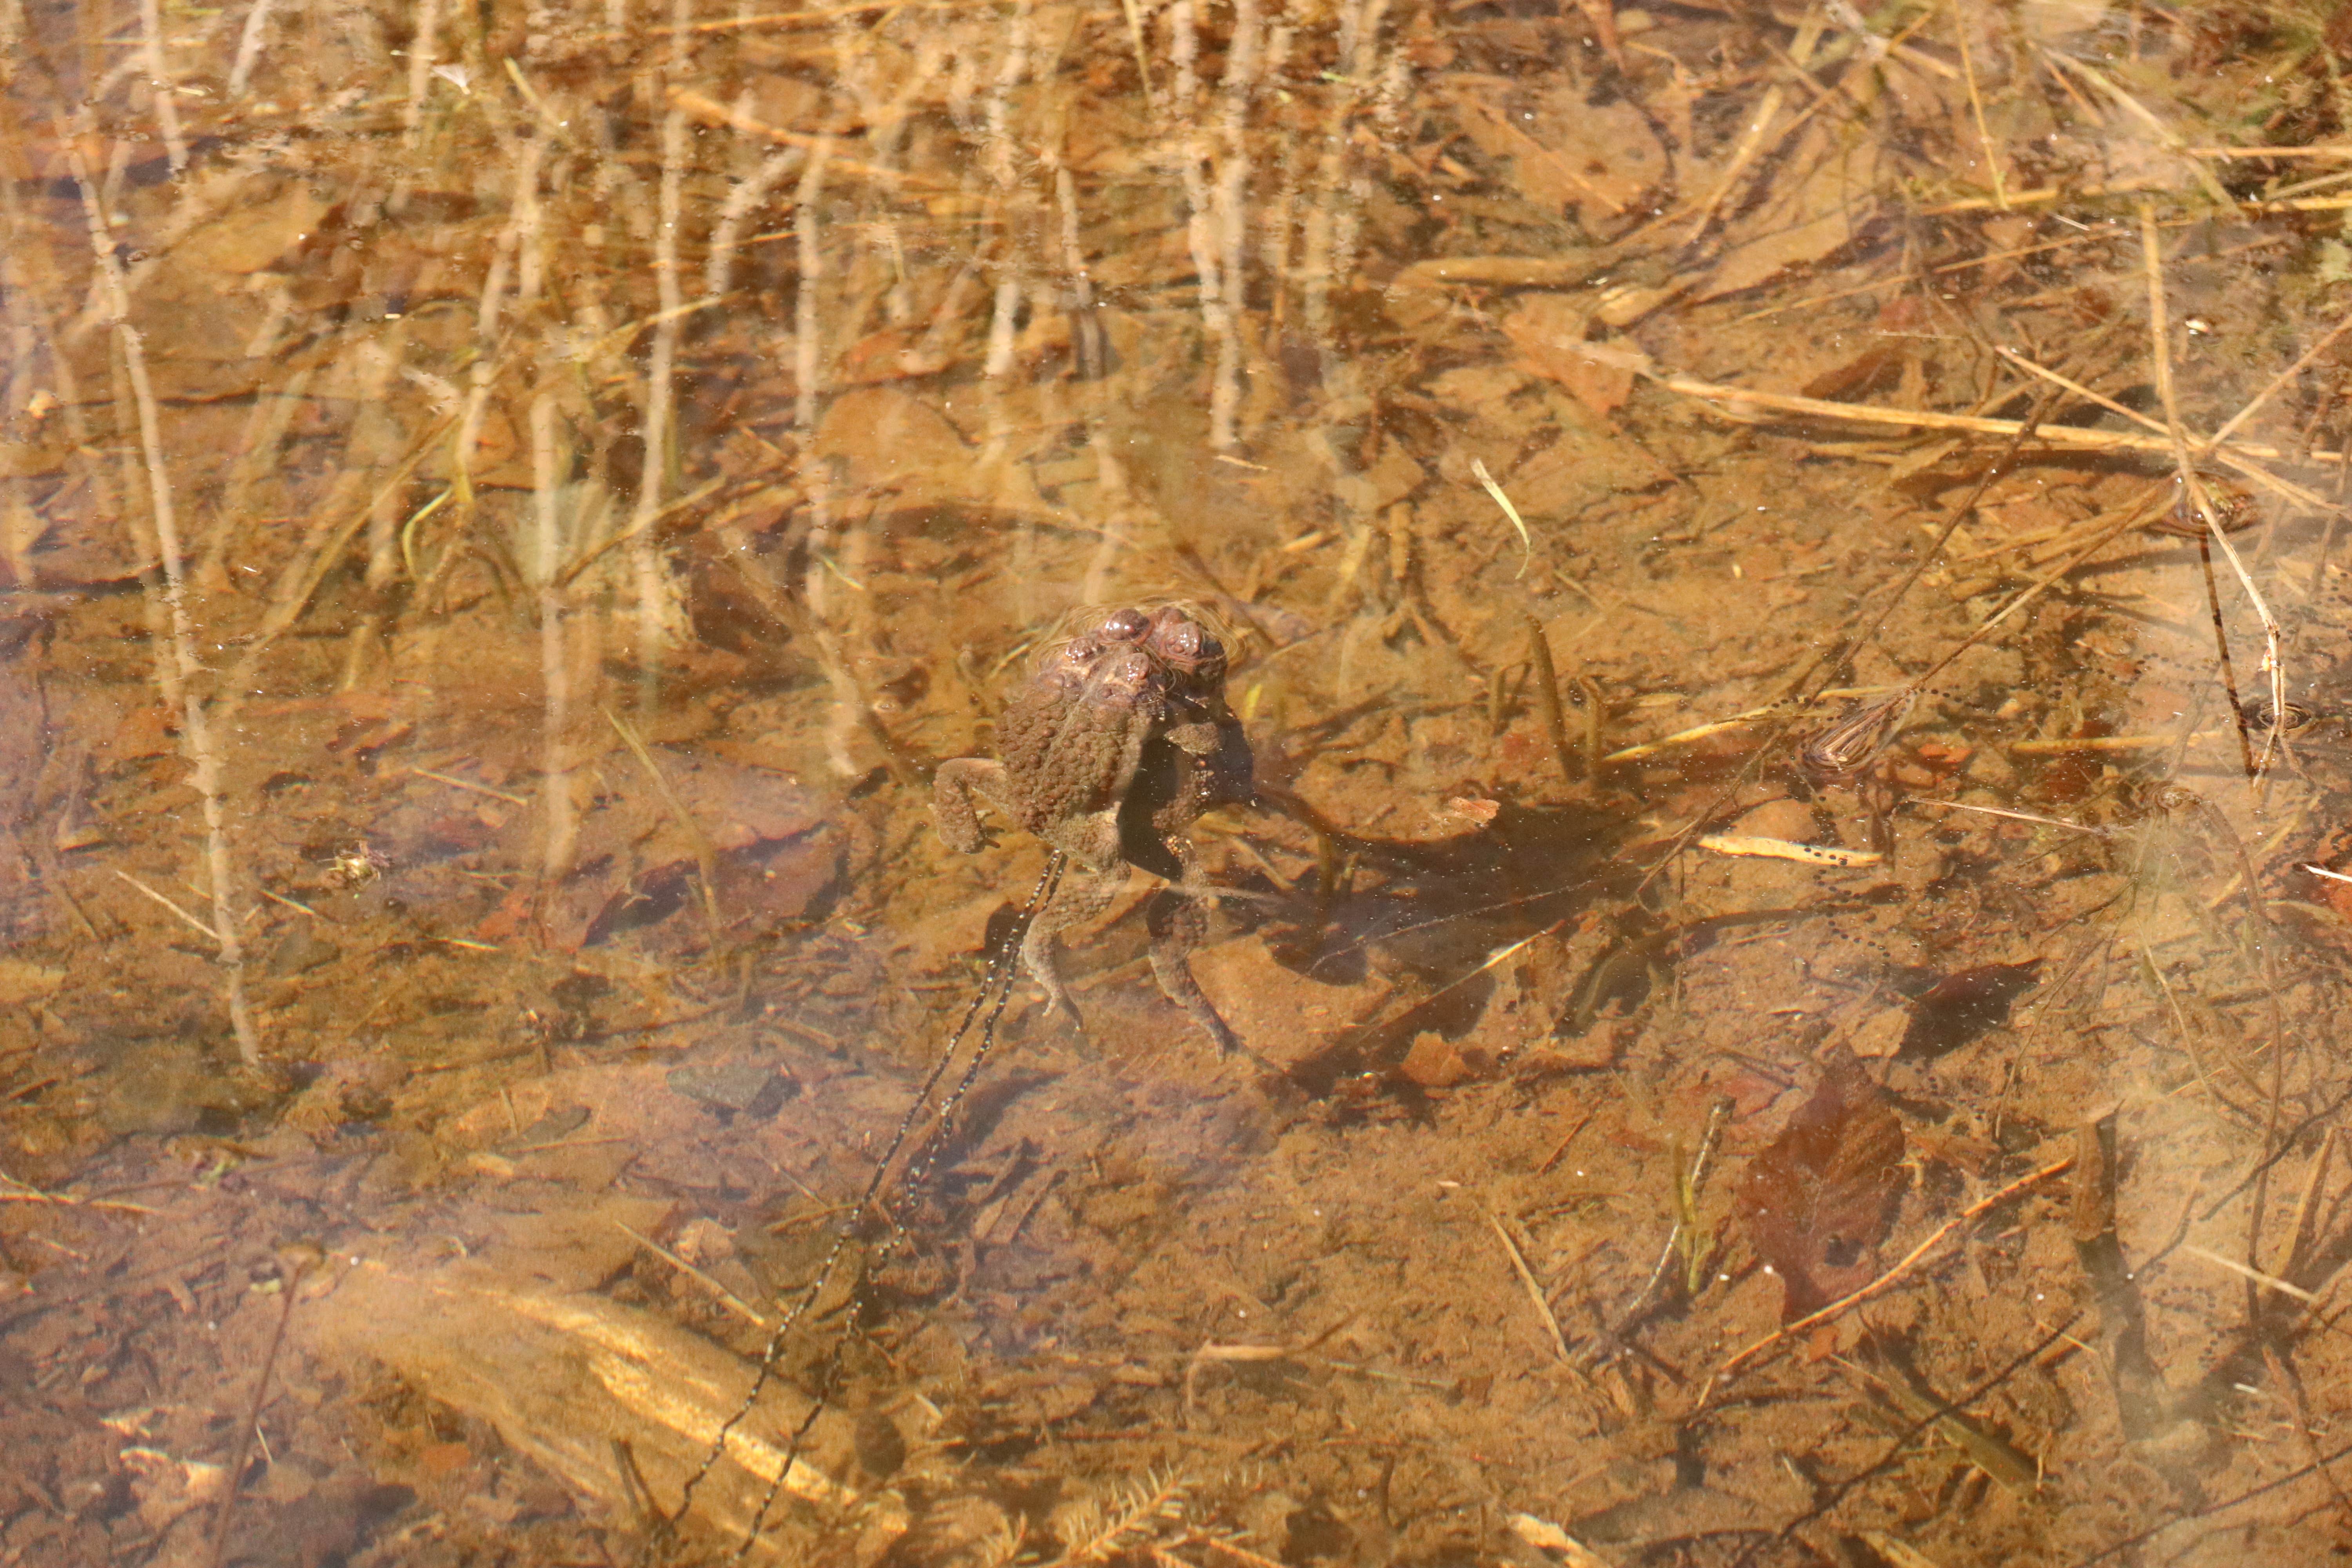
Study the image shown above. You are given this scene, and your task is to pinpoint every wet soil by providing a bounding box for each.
[7,1,2352,1565]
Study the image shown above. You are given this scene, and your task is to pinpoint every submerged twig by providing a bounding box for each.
[204,1246,322,1568]
[603,706,723,935]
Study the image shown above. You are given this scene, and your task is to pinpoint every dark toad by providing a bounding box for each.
[933,604,1251,1055]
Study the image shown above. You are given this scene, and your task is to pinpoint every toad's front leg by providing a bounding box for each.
[933,757,1009,854]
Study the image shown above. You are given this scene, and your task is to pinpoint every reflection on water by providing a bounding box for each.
[4,0,2352,1561]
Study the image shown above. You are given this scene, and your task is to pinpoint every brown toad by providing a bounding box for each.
[933,604,1251,1055]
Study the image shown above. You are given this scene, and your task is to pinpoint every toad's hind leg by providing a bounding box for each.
[1145,887,1247,1059]
[1020,855,1127,1040]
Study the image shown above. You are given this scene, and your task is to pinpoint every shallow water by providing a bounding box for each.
[5,1,2352,1564]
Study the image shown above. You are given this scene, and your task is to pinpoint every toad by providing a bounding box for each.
[933,604,1252,1056]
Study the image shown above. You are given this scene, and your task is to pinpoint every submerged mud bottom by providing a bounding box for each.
[8,0,2352,1563]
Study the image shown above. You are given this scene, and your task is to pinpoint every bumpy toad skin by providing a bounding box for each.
[933,605,1252,1055]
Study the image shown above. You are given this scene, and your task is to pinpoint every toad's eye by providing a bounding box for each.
[1150,616,1222,673]
[1099,608,1150,641]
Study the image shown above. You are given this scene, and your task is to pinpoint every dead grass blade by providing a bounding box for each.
[2137,203,2288,776]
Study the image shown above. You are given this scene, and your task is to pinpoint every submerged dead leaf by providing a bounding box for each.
[169,179,331,276]
[1898,960,2042,1059]
[1695,121,1882,303]
[1735,1058,1907,1320]
[1452,85,1664,233]
[1503,297,1633,421]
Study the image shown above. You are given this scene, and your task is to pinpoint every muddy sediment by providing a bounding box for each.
[5,2,2352,1564]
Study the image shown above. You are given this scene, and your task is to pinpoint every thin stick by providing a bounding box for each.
[1173,6,1223,452]
[1682,81,1791,243]
[2180,1243,2317,1304]
[1675,361,2344,546]
[1613,1100,1730,1334]
[577,0,964,40]
[1854,384,2067,677]
[133,0,188,174]
[1118,0,1154,103]
[615,1221,775,1328]
[1990,348,2337,518]
[2185,143,2352,158]
[204,1248,320,1568]
[530,393,577,891]
[2195,530,2255,778]
[1725,227,2117,327]
[2040,49,2235,208]
[704,147,806,299]
[634,0,692,688]
[1912,799,2114,836]
[405,767,529,806]
[1209,0,1264,453]
[399,0,443,139]
[728,857,1056,1559]
[1914,489,2164,691]
[0,1177,159,1216]
[225,0,278,96]
[1923,182,2352,214]
[667,87,950,189]
[670,857,1064,1534]
[603,706,722,933]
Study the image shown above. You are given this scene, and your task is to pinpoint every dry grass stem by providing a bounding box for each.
[2205,301,2352,454]
[67,138,260,1064]
[1951,2,2005,211]
[1486,1208,1573,1365]
[2180,1243,2317,1305]
[2138,202,2288,774]
[225,0,279,96]
[1659,374,2348,476]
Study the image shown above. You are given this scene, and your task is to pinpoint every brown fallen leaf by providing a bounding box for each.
[1735,1056,1907,1320]
[1898,960,2042,1058]
[1694,120,1882,303]
[1399,1032,1493,1089]
[1495,417,1675,519]
[1503,296,1634,421]
[1451,87,1663,234]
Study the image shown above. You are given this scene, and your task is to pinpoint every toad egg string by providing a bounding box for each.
[664,853,1067,1546]
[730,857,1058,1557]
